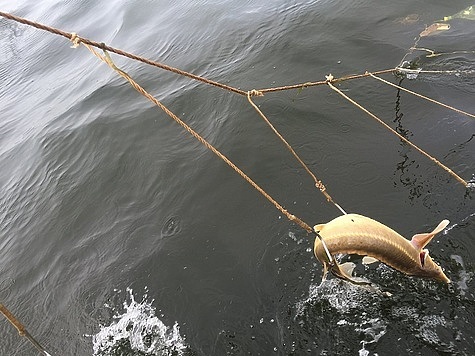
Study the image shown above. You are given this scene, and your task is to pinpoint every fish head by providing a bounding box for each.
[419,22,451,37]
[419,249,450,283]
[411,219,450,283]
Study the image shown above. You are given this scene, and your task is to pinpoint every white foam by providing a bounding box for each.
[444,212,475,234]
[92,288,187,356]
[450,254,473,296]
[392,305,457,351]
[297,279,388,355]
[300,279,380,313]
[288,231,305,245]
[357,318,387,355]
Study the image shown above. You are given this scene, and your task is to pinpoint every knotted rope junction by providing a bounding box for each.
[1,11,473,355]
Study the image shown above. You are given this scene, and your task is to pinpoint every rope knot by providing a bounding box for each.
[70,32,81,48]
[325,73,334,82]
[248,89,264,97]
[315,182,326,192]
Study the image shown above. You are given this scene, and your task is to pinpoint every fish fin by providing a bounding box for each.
[314,224,325,232]
[330,262,354,280]
[411,219,450,250]
[339,262,356,276]
[362,256,379,265]
[330,262,371,285]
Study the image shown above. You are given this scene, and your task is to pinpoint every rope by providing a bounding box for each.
[257,69,396,94]
[94,43,336,261]
[396,67,475,75]
[406,47,475,59]
[0,11,247,96]
[93,44,336,262]
[246,92,347,215]
[0,9,395,99]
[82,43,316,234]
[1,10,471,274]
[0,11,341,275]
[368,72,475,119]
[0,303,52,356]
[326,80,469,187]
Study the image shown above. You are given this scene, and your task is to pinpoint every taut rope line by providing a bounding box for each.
[0,11,247,96]
[1,10,470,240]
[0,11,470,220]
[326,80,469,187]
[93,44,337,264]
[85,43,316,234]
[0,9,393,96]
[396,67,475,75]
[92,44,338,266]
[0,11,471,352]
[369,72,475,119]
[257,69,396,94]
[247,92,347,215]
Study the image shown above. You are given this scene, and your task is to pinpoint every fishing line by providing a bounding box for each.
[94,44,338,264]
[326,80,469,187]
[0,11,469,190]
[369,73,475,119]
[247,92,347,215]
[0,12,473,350]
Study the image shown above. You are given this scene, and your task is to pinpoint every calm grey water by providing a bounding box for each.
[1,1,474,355]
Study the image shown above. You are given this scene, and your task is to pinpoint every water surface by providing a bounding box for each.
[0,1,474,355]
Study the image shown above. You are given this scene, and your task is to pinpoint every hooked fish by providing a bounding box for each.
[313,214,450,284]
[419,22,451,37]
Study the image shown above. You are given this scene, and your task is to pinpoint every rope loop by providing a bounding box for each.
[69,32,81,48]
[248,89,264,97]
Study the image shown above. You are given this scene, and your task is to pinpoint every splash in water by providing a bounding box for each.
[295,279,388,355]
[92,288,188,356]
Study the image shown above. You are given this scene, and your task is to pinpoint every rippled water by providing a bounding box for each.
[1,1,474,355]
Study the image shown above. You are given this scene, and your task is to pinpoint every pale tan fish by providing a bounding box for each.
[419,23,451,37]
[313,214,450,284]
[394,14,420,25]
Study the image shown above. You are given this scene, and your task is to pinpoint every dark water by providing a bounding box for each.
[1,1,474,355]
